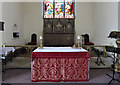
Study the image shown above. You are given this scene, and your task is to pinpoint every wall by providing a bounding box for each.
[0,1,2,83]
[1,2,94,45]
[23,2,43,44]
[23,2,118,45]
[0,1,2,47]
[2,2,25,45]
[93,2,118,46]
[0,1,2,20]
[75,2,94,43]
[1,2,119,46]
[119,2,120,31]
[23,2,94,44]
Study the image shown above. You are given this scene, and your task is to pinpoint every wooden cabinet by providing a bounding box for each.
[43,19,75,46]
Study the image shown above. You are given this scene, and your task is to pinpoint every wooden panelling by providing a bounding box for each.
[43,19,75,46]
[44,19,53,32]
[43,33,74,46]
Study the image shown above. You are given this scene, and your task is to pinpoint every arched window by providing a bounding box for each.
[44,0,75,18]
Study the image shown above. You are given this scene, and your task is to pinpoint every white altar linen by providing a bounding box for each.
[33,47,88,52]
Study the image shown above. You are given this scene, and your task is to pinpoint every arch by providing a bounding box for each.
[31,33,37,45]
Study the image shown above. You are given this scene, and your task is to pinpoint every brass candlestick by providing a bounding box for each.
[78,39,81,48]
[3,43,6,48]
[77,36,81,48]
[40,36,43,49]
[40,39,43,49]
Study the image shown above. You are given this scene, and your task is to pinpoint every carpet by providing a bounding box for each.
[2,68,120,84]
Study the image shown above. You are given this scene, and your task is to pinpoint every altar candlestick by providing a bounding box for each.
[77,36,81,48]
[78,36,80,39]
[40,36,43,49]
[40,36,42,40]
[3,43,5,48]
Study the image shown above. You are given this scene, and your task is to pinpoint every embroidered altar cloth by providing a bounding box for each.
[31,47,90,82]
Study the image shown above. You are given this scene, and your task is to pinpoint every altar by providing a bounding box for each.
[31,47,90,82]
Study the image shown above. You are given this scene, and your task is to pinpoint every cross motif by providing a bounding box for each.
[56,22,62,29]
[67,24,71,28]
[48,24,51,28]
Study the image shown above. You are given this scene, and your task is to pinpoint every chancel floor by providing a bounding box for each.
[4,53,113,69]
[2,68,120,84]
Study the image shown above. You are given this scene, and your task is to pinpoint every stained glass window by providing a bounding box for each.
[55,0,64,18]
[65,0,74,18]
[44,0,53,18]
[44,0,74,18]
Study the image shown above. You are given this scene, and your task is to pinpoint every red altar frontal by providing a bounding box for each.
[31,47,90,82]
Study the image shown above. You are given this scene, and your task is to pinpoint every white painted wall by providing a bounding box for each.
[0,1,2,47]
[119,2,120,31]
[23,2,43,44]
[2,2,25,45]
[75,2,94,42]
[1,2,119,46]
[0,1,2,20]
[93,2,118,46]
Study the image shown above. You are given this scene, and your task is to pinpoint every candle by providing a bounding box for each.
[78,36,80,39]
[3,43,5,48]
[40,36,42,39]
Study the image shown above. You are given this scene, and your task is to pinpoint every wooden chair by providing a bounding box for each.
[27,33,37,45]
[81,33,94,45]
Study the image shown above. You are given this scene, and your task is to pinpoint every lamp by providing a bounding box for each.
[13,24,17,32]
[108,31,120,72]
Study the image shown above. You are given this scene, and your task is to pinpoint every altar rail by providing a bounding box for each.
[79,45,114,57]
[4,45,113,57]
[5,45,39,48]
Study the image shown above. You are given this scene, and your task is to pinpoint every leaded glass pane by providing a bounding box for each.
[44,0,53,18]
[55,0,64,18]
[65,0,74,18]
